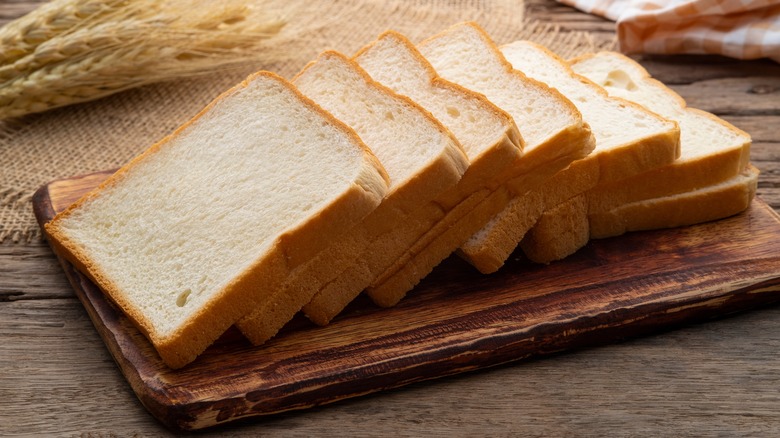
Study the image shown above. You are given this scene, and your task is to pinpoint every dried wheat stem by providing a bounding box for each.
[0,0,286,119]
[0,0,126,65]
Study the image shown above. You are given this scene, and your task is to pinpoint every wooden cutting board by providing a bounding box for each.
[33,170,780,432]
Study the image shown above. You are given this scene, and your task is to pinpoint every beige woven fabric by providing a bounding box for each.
[0,0,613,243]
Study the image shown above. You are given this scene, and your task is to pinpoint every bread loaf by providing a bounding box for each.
[589,166,759,238]
[46,31,756,364]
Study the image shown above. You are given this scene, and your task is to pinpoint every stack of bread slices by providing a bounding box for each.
[44,22,758,369]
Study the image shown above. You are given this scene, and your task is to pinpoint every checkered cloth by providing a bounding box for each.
[558,0,780,62]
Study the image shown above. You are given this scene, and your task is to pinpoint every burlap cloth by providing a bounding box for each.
[0,0,614,243]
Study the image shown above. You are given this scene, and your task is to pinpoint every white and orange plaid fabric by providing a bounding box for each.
[558,0,780,62]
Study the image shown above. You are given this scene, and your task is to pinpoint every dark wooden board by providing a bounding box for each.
[33,170,780,432]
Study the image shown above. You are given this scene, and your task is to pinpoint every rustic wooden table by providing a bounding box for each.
[2,1,779,436]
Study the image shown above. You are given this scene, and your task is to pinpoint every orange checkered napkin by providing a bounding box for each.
[558,0,780,62]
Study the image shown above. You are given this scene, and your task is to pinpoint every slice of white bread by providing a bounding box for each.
[457,41,681,273]
[589,165,759,238]
[572,52,752,213]
[44,72,389,368]
[520,51,754,263]
[301,31,523,325]
[235,51,470,344]
[521,165,759,263]
[365,22,595,307]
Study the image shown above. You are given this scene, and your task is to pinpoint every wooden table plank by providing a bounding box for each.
[669,76,780,116]
[3,294,780,436]
[524,0,616,33]
[0,242,73,301]
[2,0,780,435]
[721,116,780,143]
[637,55,780,85]
[28,173,780,430]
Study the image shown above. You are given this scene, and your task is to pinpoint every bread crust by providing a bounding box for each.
[301,22,595,320]
[357,31,526,202]
[45,71,389,368]
[589,166,759,239]
[458,157,599,273]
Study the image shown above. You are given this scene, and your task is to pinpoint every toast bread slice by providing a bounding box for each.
[45,72,389,368]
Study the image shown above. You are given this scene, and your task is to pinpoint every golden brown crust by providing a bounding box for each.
[366,185,513,306]
[370,125,594,293]
[522,167,759,265]
[458,156,600,273]
[369,182,529,305]
[455,127,596,275]
[353,30,524,207]
[568,52,751,213]
[498,123,596,194]
[470,24,587,157]
[588,144,750,213]
[521,167,758,264]
[296,50,470,208]
[509,43,682,181]
[419,22,587,165]
[589,165,759,239]
[500,41,681,185]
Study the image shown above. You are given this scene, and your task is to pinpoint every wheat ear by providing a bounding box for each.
[0,0,286,119]
[0,0,126,66]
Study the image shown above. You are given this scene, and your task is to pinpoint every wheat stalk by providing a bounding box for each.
[0,0,286,119]
[0,0,126,66]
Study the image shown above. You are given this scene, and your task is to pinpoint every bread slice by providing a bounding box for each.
[521,165,758,261]
[457,41,680,274]
[235,51,470,344]
[44,72,389,368]
[299,31,523,325]
[520,51,754,263]
[571,52,752,213]
[365,22,595,307]
[588,165,758,238]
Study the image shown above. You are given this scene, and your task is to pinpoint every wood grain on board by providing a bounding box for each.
[31,170,780,431]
